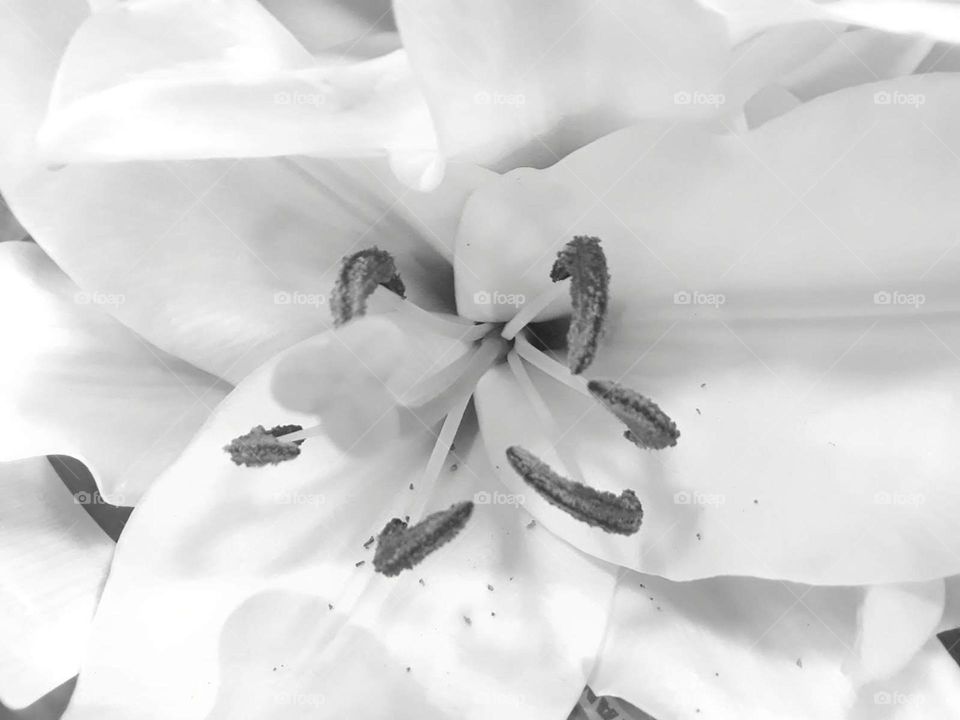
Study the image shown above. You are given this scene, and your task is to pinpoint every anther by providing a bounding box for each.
[330,247,406,327]
[373,502,474,577]
[505,446,642,535]
[224,424,305,467]
[550,236,609,374]
[587,380,679,450]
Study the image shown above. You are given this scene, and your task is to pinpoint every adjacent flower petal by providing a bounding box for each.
[259,0,398,57]
[590,570,864,719]
[0,457,112,708]
[849,639,960,719]
[64,313,615,720]
[393,0,731,169]
[0,241,228,503]
[37,0,440,181]
[850,581,945,685]
[464,74,960,584]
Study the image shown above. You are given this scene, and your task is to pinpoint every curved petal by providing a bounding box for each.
[0,241,228,503]
[590,570,952,720]
[780,29,934,102]
[259,0,398,58]
[704,0,960,45]
[0,457,112,709]
[63,313,615,720]
[850,581,945,685]
[849,639,960,719]
[393,0,731,169]
[463,74,960,584]
[37,0,439,181]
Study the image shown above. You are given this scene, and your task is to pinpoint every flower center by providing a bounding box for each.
[224,237,680,576]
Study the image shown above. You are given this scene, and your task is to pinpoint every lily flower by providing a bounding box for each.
[4,1,960,719]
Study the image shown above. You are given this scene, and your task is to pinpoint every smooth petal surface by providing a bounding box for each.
[0,457,112,708]
[849,639,960,719]
[0,241,228,503]
[590,570,954,720]
[64,313,615,720]
[38,0,440,180]
[259,0,398,58]
[703,0,960,45]
[465,74,960,584]
[850,581,945,685]
[394,0,731,169]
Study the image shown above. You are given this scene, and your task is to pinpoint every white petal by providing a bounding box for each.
[463,74,960,584]
[393,0,731,169]
[64,314,615,720]
[0,241,228,503]
[849,639,960,718]
[38,0,438,173]
[590,570,865,719]
[850,581,945,685]
[0,457,112,708]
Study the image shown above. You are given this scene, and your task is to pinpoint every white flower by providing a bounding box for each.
[2,1,960,719]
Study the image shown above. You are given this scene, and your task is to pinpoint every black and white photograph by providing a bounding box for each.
[3,1,960,719]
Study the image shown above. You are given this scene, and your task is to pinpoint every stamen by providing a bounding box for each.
[330,247,406,326]
[505,446,642,535]
[379,292,494,342]
[224,424,304,467]
[550,236,609,375]
[587,380,679,450]
[373,501,474,577]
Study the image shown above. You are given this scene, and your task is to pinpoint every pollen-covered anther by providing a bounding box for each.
[224,424,305,467]
[330,247,406,327]
[587,380,679,450]
[373,502,474,577]
[550,236,610,375]
[505,446,642,535]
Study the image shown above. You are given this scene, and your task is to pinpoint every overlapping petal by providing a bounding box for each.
[464,74,960,584]
[0,457,113,708]
[0,241,228,503]
[36,0,440,185]
[63,312,616,720]
[393,0,731,170]
[590,570,955,720]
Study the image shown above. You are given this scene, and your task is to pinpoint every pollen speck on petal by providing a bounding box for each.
[223,424,304,467]
[505,445,642,535]
[373,502,474,577]
[587,379,679,450]
[550,236,609,375]
[330,247,406,327]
